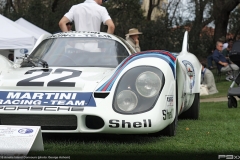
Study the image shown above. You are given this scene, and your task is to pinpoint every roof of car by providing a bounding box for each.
[50,31,118,41]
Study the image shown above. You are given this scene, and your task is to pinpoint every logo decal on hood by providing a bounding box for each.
[0,91,96,107]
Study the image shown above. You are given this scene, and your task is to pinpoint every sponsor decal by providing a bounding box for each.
[17,68,81,87]
[162,109,173,120]
[20,48,28,54]
[109,119,151,128]
[166,95,174,106]
[0,106,84,112]
[51,31,112,39]
[18,128,33,134]
[0,91,96,107]
[182,60,195,90]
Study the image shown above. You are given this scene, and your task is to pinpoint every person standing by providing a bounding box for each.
[66,21,73,31]
[59,0,115,34]
[125,28,142,52]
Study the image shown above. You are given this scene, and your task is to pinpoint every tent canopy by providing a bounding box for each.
[15,18,51,39]
[0,14,35,49]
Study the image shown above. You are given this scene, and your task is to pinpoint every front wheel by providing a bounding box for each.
[179,93,199,120]
[161,109,178,136]
[228,96,237,108]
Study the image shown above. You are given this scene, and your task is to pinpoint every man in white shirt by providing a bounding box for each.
[223,38,234,50]
[59,0,115,34]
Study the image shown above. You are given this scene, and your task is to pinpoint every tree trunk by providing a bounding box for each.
[147,0,161,21]
[213,0,240,42]
[214,11,230,42]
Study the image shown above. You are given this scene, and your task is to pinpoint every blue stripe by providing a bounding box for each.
[97,52,176,91]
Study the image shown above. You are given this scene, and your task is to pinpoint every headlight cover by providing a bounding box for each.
[135,71,161,97]
[113,66,165,114]
[116,90,138,112]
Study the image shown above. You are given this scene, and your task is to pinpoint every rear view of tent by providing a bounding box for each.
[15,18,51,40]
[0,14,35,49]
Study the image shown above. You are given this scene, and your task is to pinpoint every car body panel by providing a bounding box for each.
[0,31,201,135]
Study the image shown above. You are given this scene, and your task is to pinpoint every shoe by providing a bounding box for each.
[226,75,234,81]
[209,66,214,70]
[226,77,231,81]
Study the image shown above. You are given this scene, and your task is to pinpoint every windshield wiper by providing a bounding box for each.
[20,56,48,68]
[38,59,49,68]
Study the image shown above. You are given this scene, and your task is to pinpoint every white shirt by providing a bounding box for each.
[223,43,228,50]
[64,0,111,32]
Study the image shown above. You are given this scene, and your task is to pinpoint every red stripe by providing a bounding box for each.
[102,50,175,91]
[102,54,138,91]
[138,50,176,61]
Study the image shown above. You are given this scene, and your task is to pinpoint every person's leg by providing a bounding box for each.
[229,64,239,78]
[207,55,213,69]
[221,65,232,72]
[221,65,233,81]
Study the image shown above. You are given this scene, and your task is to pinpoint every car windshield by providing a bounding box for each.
[23,37,130,67]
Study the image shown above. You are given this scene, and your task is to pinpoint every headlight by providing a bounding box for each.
[113,66,165,114]
[135,71,161,97]
[116,90,138,111]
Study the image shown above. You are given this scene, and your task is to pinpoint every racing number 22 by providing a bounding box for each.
[17,68,81,87]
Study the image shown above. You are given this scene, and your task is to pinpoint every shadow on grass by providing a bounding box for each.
[42,133,162,144]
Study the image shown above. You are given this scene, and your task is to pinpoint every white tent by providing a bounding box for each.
[0,14,35,50]
[15,18,51,40]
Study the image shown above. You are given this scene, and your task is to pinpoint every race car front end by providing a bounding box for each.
[0,51,177,135]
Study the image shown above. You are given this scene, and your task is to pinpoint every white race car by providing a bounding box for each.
[0,31,201,136]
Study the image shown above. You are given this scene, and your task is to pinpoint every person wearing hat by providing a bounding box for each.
[125,28,142,52]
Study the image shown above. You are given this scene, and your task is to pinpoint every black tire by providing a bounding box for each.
[228,96,237,108]
[151,80,178,137]
[179,93,200,120]
[160,108,178,136]
[161,80,179,136]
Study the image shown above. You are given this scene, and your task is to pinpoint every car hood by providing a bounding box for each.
[0,67,114,107]
[0,67,113,91]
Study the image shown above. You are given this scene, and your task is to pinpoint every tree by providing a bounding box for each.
[181,0,214,55]
[213,0,240,42]
[146,0,161,20]
[228,7,240,40]
[104,0,145,37]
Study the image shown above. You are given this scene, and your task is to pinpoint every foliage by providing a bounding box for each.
[103,0,145,37]
[0,0,240,59]
[228,7,240,40]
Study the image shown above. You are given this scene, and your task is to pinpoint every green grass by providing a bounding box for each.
[29,102,240,160]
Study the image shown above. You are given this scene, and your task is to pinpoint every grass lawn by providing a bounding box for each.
[29,102,240,160]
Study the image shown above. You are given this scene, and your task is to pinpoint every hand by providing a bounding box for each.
[222,62,228,67]
[132,37,139,45]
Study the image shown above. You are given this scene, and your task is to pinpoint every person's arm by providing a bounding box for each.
[204,72,213,89]
[105,19,115,34]
[212,51,228,66]
[132,37,141,52]
[59,16,70,32]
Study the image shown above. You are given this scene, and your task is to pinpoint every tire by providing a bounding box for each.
[228,96,237,108]
[179,93,199,120]
[160,108,178,136]
[161,80,179,136]
[151,81,178,137]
